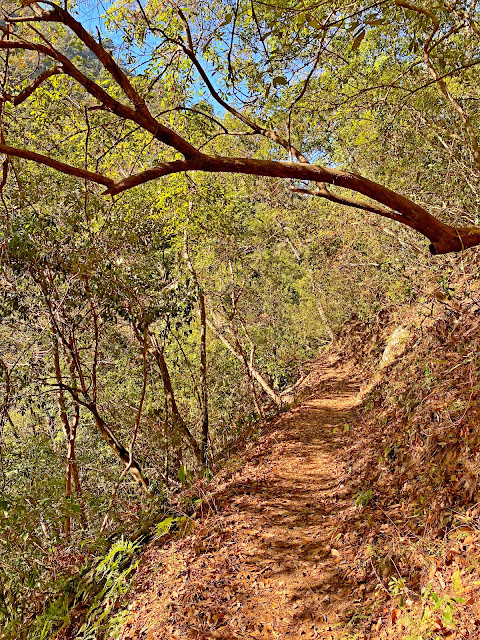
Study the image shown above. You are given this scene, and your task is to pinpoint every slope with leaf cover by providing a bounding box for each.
[115,264,480,640]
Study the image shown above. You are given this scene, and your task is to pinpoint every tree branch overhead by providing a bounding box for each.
[0,0,478,255]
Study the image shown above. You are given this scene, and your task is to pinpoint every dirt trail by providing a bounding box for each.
[120,356,372,640]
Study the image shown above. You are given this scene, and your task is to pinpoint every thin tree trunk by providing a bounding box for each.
[65,445,72,536]
[228,318,265,421]
[277,224,335,343]
[47,299,151,496]
[0,358,19,439]
[52,336,88,532]
[246,343,265,421]
[163,401,170,485]
[199,298,209,464]
[87,404,151,493]
[69,437,88,528]
[206,316,282,407]
[149,333,204,468]
[183,227,209,466]
[100,329,150,532]
[311,280,335,342]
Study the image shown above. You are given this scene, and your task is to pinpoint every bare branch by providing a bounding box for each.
[1,66,63,106]
[0,142,115,187]
[290,186,417,229]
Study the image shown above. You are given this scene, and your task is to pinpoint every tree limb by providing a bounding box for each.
[2,4,480,255]
[0,142,114,186]
[290,186,417,229]
[1,66,63,106]
[0,29,199,158]
[102,154,480,254]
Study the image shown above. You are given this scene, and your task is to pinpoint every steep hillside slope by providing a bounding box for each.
[115,265,480,640]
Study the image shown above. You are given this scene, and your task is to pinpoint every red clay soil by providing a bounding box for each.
[118,355,375,640]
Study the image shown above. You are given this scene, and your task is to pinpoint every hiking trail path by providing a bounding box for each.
[119,355,376,640]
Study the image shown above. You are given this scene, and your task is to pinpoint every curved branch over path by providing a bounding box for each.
[0,2,479,255]
[0,141,477,254]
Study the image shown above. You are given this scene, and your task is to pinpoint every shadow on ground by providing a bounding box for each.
[118,356,383,640]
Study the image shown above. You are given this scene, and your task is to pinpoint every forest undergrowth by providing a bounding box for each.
[94,254,480,640]
[3,1,480,637]
[3,255,479,640]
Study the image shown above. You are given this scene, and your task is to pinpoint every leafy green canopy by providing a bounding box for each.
[0,0,479,252]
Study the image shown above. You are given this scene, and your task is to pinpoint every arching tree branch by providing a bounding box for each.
[290,186,418,230]
[1,2,480,256]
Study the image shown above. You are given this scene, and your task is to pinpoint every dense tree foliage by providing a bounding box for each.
[1,0,480,250]
[0,0,479,636]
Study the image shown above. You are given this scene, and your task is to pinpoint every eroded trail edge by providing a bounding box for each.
[120,357,371,640]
